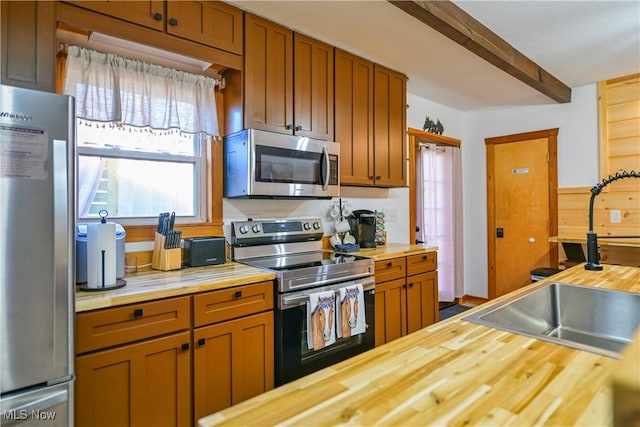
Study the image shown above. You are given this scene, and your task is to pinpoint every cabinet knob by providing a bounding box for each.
[234,290,243,298]
[295,125,302,131]
[153,12,163,21]
[181,343,190,351]
[169,17,178,26]
[197,338,206,346]
[408,282,414,288]
[134,308,143,318]
[386,262,392,267]
[285,124,293,130]
[375,176,382,180]
[422,255,427,260]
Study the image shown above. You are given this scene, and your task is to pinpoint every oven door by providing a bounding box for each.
[275,276,375,386]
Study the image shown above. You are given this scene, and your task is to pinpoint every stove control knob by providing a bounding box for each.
[252,224,261,233]
[239,225,249,234]
[313,221,321,230]
[303,222,311,230]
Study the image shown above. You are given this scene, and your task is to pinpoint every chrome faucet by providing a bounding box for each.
[585,170,640,270]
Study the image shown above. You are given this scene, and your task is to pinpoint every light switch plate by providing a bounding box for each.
[610,210,621,223]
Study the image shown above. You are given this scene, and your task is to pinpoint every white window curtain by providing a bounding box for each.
[63,45,219,136]
[416,143,464,302]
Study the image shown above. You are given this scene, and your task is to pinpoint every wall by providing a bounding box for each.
[462,84,599,298]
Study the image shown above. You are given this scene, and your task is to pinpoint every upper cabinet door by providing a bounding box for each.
[1,1,55,92]
[335,49,375,186]
[65,1,165,31]
[166,1,243,54]
[374,64,407,187]
[293,33,334,141]
[244,13,293,134]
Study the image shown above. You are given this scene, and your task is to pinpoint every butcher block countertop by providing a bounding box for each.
[75,262,276,312]
[346,242,438,261]
[200,264,640,427]
[76,244,436,312]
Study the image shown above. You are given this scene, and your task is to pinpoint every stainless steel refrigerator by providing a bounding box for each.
[1,84,75,426]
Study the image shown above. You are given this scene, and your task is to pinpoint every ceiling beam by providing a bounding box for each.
[388,0,572,103]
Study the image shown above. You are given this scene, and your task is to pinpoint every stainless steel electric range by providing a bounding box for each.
[231,217,376,386]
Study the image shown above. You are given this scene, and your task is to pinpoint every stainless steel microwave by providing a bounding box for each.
[224,129,340,198]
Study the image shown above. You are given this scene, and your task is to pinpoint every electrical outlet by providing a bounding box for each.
[610,210,621,223]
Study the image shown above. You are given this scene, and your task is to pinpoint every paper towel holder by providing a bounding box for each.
[78,210,127,292]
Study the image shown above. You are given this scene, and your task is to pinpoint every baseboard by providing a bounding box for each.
[459,295,488,306]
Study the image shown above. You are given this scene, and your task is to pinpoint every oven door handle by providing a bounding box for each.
[281,280,375,307]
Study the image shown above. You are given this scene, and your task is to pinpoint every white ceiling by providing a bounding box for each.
[227,0,640,111]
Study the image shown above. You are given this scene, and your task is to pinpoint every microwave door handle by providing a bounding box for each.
[321,145,330,191]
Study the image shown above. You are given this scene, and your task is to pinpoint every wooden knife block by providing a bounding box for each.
[152,233,182,271]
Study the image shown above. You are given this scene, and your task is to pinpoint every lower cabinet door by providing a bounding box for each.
[374,278,407,346]
[75,331,191,427]
[406,271,439,334]
[193,311,274,423]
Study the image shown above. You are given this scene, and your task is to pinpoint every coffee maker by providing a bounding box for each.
[349,210,377,248]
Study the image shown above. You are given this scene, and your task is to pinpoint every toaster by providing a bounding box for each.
[183,236,227,267]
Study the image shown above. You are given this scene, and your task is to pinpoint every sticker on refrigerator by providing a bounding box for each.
[0,124,48,180]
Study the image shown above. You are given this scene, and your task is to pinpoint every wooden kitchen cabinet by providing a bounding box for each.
[336,58,407,187]
[192,281,274,423]
[335,49,375,186]
[64,0,242,54]
[235,13,334,139]
[373,64,407,187]
[75,296,192,427]
[375,252,438,346]
[1,0,55,91]
[65,1,165,31]
[166,1,243,54]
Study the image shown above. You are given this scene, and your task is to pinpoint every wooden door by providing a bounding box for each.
[67,1,165,30]
[75,332,191,427]
[335,49,375,186]
[193,312,274,422]
[244,13,293,134]
[406,271,438,333]
[1,0,55,91]
[166,1,243,54]
[373,64,407,187]
[374,278,407,346]
[293,33,334,140]
[486,129,558,298]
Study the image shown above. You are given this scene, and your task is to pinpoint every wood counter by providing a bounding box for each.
[200,264,640,427]
[345,242,438,261]
[76,245,436,312]
[75,262,276,312]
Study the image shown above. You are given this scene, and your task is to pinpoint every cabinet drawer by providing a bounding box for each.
[406,252,437,276]
[375,257,406,283]
[76,296,190,354]
[194,281,274,327]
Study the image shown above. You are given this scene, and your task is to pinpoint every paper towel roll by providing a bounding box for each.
[86,222,117,289]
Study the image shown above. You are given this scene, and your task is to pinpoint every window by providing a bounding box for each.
[76,121,207,223]
[63,46,219,225]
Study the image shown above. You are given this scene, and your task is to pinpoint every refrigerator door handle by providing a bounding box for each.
[1,389,67,425]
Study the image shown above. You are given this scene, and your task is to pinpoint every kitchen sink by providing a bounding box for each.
[463,282,640,358]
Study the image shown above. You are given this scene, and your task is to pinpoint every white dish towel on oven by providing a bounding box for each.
[307,290,336,350]
[336,283,366,338]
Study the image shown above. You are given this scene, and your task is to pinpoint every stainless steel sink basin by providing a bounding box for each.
[463,282,640,358]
